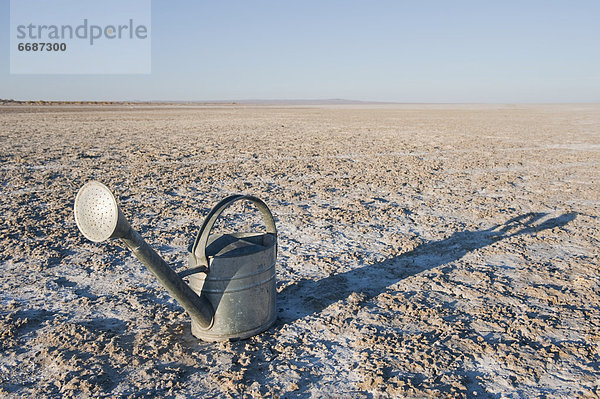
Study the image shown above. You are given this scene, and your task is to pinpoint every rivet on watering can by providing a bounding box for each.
[73,181,277,342]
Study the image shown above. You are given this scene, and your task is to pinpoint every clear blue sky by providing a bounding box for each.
[1,0,599,102]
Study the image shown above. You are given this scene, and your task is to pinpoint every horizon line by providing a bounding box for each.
[2,98,599,106]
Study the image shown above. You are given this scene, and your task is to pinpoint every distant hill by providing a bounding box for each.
[210,99,397,105]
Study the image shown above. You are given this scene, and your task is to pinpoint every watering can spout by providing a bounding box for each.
[74,181,214,329]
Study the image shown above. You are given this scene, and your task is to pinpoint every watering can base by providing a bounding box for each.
[191,314,277,342]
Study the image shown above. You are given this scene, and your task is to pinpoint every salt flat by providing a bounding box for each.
[0,104,599,397]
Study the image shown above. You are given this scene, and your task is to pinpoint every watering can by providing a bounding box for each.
[73,181,277,341]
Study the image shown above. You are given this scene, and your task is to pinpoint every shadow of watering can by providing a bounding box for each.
[73,181,277,342]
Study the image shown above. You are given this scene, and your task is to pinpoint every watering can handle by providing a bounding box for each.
[190,195,277,269]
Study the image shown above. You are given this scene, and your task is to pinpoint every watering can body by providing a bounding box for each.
[186,194,278,341]
[188,232,277,341]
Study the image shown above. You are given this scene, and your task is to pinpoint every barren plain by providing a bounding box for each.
[0,104,599,397]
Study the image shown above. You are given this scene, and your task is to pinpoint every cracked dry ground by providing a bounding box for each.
[0,104,599,397]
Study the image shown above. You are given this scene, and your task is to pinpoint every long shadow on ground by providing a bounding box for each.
[277,212,577,325]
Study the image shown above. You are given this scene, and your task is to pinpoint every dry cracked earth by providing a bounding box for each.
[0,104,599,398]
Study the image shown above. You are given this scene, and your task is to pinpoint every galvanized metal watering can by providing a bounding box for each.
[73,181,277,341]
